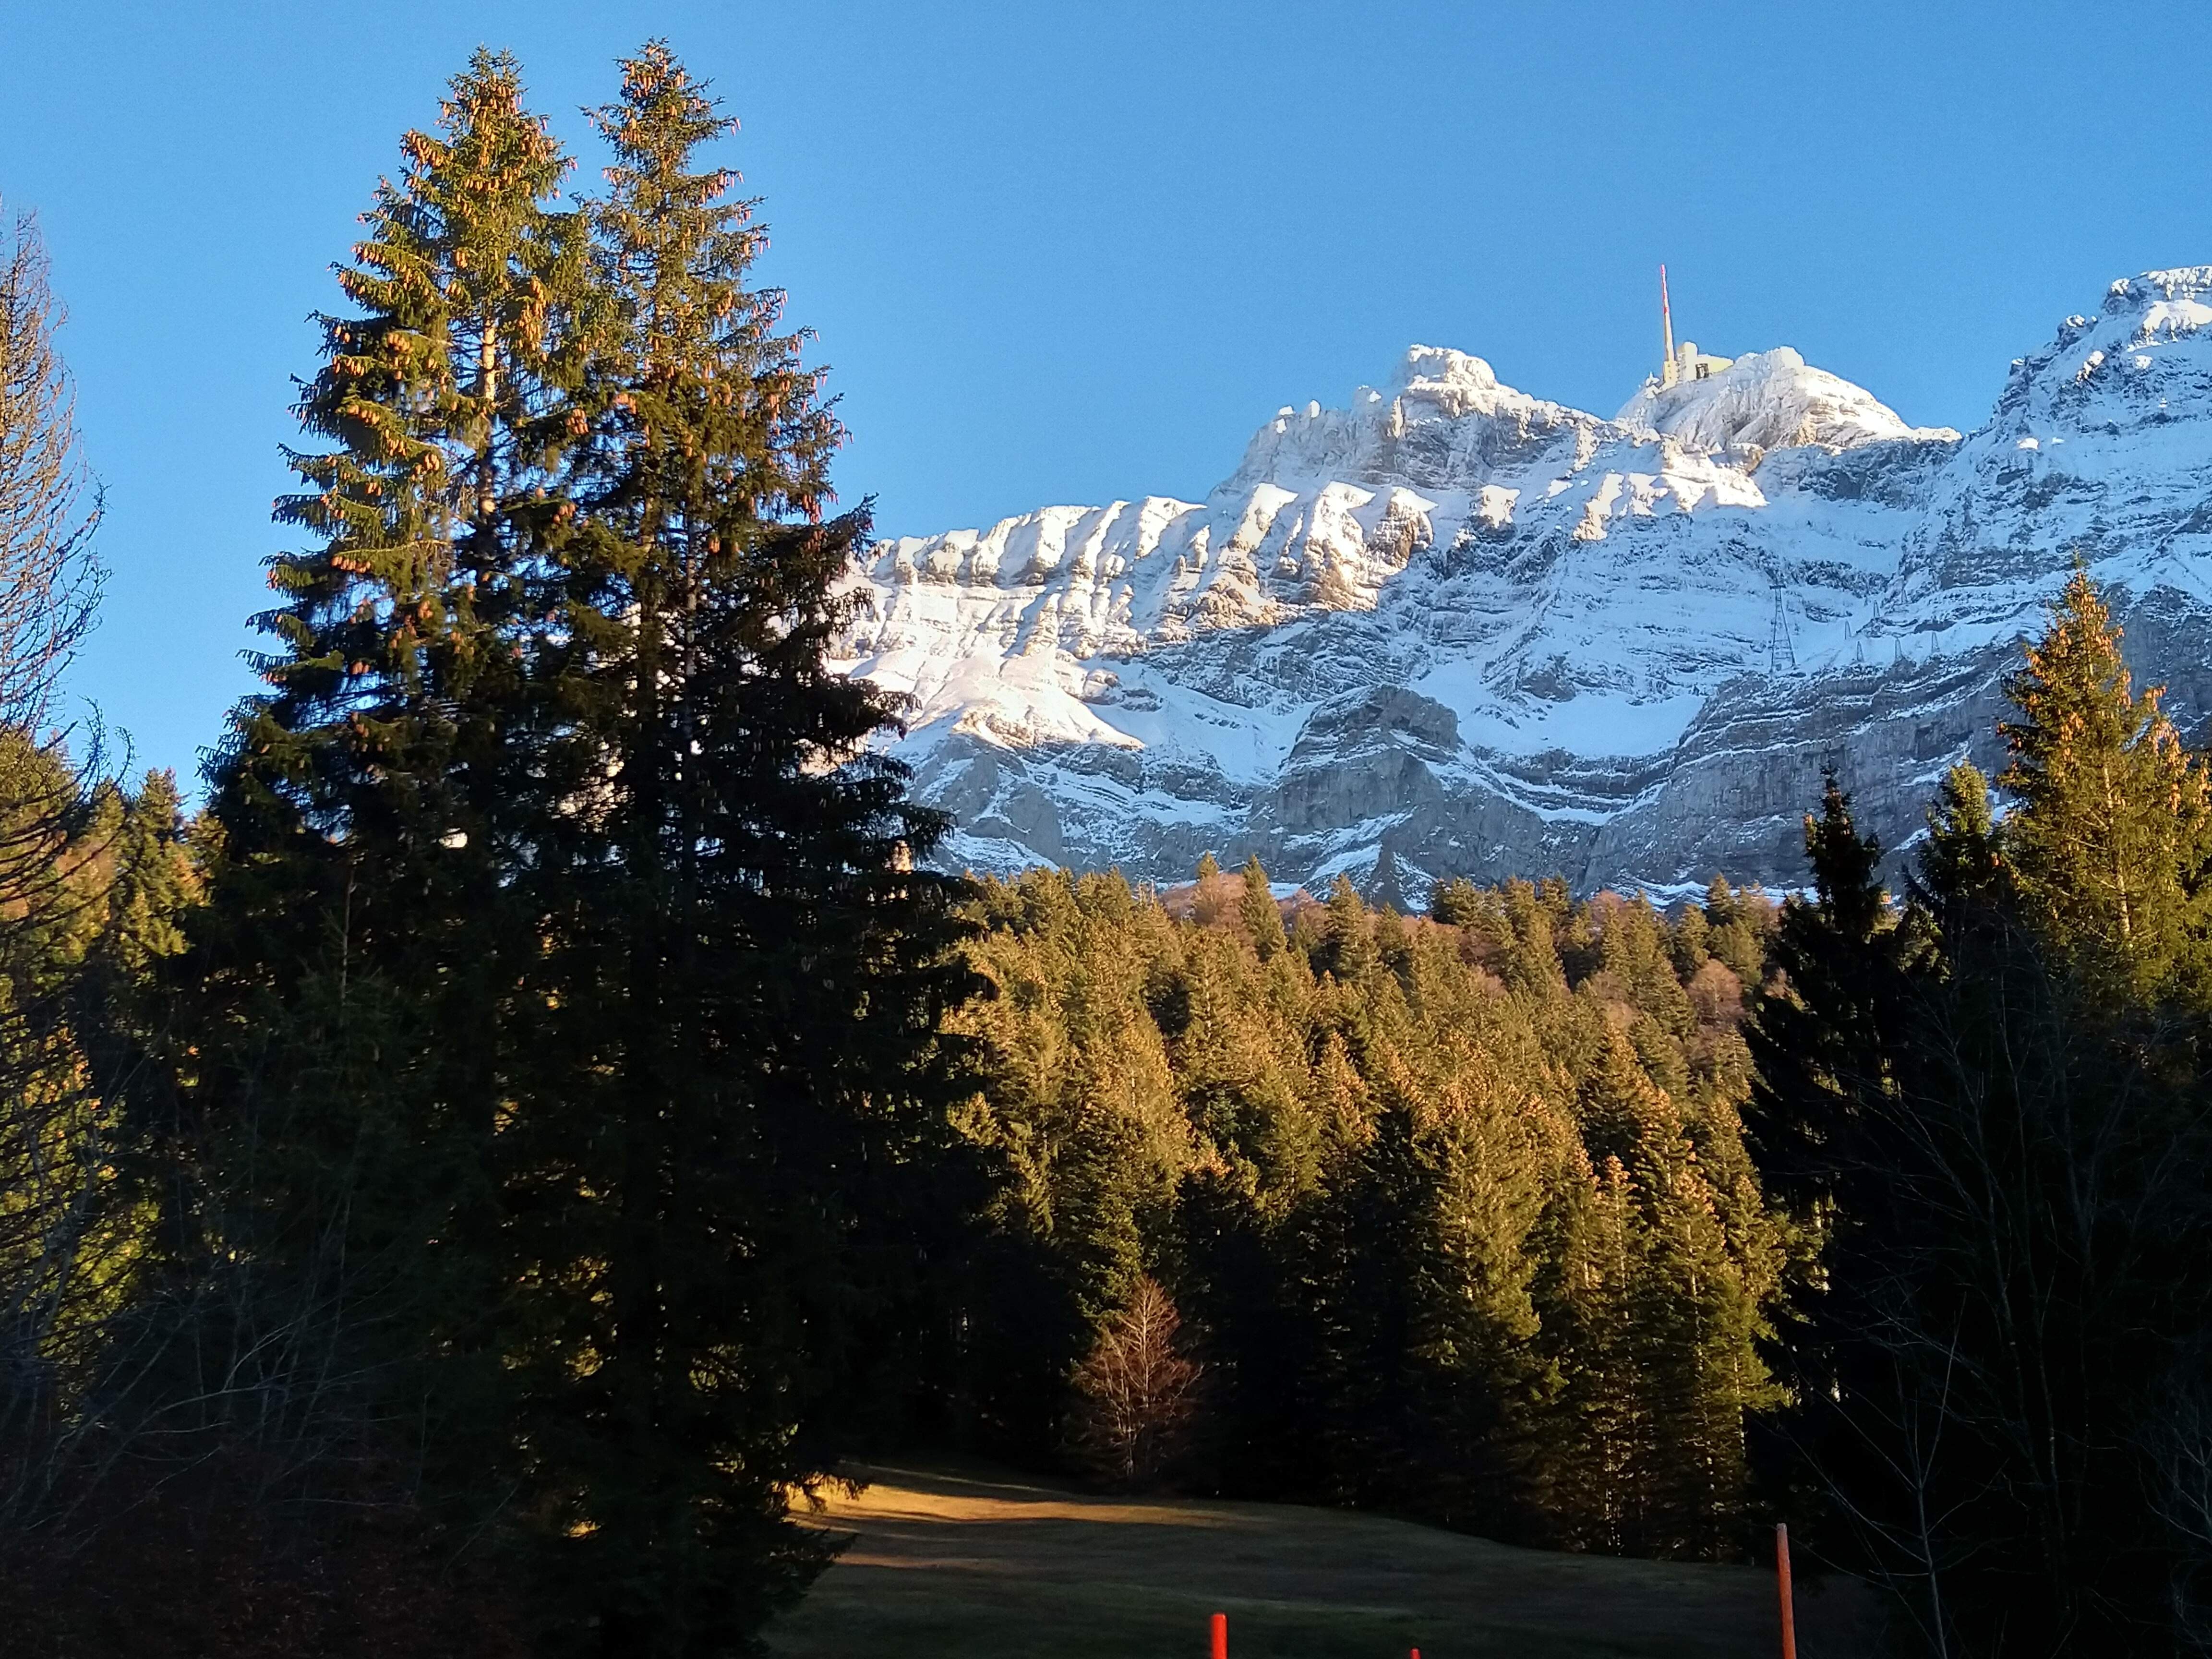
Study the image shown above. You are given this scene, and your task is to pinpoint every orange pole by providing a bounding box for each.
[1210,1611,1227,1659]
[1776,1523,1798,1659]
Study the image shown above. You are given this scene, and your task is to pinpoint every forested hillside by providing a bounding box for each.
[949,863,1786,1557]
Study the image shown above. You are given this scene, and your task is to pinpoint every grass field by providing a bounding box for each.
[764,1462,1882,1659]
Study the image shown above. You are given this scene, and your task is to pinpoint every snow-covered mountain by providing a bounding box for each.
[832,268,2212,899]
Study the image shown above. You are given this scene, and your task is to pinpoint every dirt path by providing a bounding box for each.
[764,1462,1881,1658]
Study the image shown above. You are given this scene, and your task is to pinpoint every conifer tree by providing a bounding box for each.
[1577,1027,1680,1175]
[1668,900,1710,979]
[489,44,980,1653]
[230,44,577,864]
[96,771,192,974]
[1998,567,2212,993]
[1238,854,1285,960]
[176,47,583,1542]
[1633,1158,1769,1557]
[1702,876,1769,987]
[1747,776,1895,1217]
[1322,873,1376,981]
[197,44,577,1094]
[1913,760,2002,919]
[1374,903,1413,987]
[1299,1096,1432,1507]
[1538,1153,1642,1551]
[1429,876,1483,927]
[1498,879,1570,998]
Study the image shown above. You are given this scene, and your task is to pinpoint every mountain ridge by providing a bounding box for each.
[832,267,2212,898]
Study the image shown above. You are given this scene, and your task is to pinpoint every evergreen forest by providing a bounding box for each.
[1,41,2210,1659]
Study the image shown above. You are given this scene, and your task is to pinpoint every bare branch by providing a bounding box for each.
[0,203,103,738]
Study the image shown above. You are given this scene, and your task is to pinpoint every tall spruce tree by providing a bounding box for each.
[490,44,979,1655]
[1321,872,1376,981]
[1237,854,1285,961]
[1913,760,2003,921]
[1999,566,2212,995]
[179,47,580,1522]
[1539,1153,1644,1552]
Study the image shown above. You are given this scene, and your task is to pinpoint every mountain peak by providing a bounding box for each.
[1385,343,1500,405]
[1614,346,1957,457]
[1211,345,1577,502]
[2108,265,2212,315]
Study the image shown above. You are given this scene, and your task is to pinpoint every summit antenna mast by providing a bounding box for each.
[1660,264,1677,388]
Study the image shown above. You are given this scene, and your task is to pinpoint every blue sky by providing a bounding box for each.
[2,0,2206,784]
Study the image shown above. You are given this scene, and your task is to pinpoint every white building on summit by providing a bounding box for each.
[1658,264,1733,388]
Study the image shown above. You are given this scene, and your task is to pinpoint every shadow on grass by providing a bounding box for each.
[766,1461,1882,1659]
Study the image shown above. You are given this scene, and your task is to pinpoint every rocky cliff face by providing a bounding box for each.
[832,268,2212,898]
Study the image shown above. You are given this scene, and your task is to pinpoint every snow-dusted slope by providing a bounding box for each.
[833,269,2212,897]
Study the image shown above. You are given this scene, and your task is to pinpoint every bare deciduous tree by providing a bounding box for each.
[1069,1276,1202,1490]
[0,203,101,742]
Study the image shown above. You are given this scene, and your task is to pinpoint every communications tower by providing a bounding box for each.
[1655,265,1733,389]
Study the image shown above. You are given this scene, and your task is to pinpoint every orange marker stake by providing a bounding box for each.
[1210,1611,1227,1659]
[1776,1523,1798,1659]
